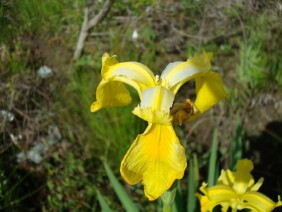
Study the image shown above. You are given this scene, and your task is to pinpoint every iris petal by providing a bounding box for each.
[132,86,174,124]
[161,52,212,93]
[218,169,235,187]
[233,159,254,194]
[197,184,236,212]
[191,71,228,120]
[91,53,157,112]
[197,159,282,211]
[90,79,132,112]
[120,123,187,200]
[240,192,282,212]
[102,53,156,97]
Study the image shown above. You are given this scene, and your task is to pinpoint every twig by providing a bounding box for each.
[12,107,32,121]
[73,0,114,60]
[87,0,113,30]
[73,7,89,60]
[171,24,241,44]
[90,32,110,36]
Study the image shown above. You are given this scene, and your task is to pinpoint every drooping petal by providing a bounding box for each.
[102,53,156,97]
[90,79,132,112]
[190,71,228,120]
[132,86,175,124]
[91,53,157,112]
[239,192,282,212]
[196,183,237,212]
[120,123,187,200]
[160,52,213,93]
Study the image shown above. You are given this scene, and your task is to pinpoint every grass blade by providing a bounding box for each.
[230,116,243,170]
[187,157,196,212]
[187,154,199,212]
[173,182,185,212]
[103,161,139,212]
[96,188,112,212]
[207,129,218,186]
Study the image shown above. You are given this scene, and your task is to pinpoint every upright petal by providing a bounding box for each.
[161,52,213,93]
[132,86,175,124]
[232,159,254,194]
[190,71,228,120]
[120,123,187,200]
[159,52,227,120]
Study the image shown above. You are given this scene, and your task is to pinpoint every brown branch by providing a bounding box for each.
[73,7,89,60]
[73,0,114,60]
[171,24,242,44]
[87,0,113,30]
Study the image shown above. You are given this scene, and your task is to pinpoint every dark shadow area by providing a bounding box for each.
[245,121,282,200]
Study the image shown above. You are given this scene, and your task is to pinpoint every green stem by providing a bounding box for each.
[163,204,172,212]
[161,181,177,212]
[231,208,237,212]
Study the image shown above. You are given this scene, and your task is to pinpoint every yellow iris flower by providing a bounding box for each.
[196,159,282,212]
[91,52,227,200]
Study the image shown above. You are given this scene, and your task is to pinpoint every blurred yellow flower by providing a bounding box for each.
[91,52,227,200]
[196,159,282,212]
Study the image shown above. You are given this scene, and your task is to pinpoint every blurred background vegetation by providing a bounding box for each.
[0,0,281,211]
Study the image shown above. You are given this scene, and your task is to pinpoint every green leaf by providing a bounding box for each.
[230,116,243,170]
[96,188,112,212]
[103,161,139,212]
[187,154,199,212]
[187,158,196,212]
[173,182,185,212]
[208,129,218,186]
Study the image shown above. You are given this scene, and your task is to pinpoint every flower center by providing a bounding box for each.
[170,99,198,125]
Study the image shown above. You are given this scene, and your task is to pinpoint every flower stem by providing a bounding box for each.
[163,204,172,212]
[161,182,177,212]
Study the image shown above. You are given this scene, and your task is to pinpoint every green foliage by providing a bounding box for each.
[0,169,9,206]
[15,0,84,32]
[230,116,244,170]
[0,165,45,211]
[45,152,94,211]
[0,42,30,74]
[187,154,199,212]
[62,64,145,163]
[103,161,139,212]
[114,0,157,14]
[0,170,8,199]
[207,129,219,187]
[237,14,282,90]
[96,188,113,212]
[237,41,268,89]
